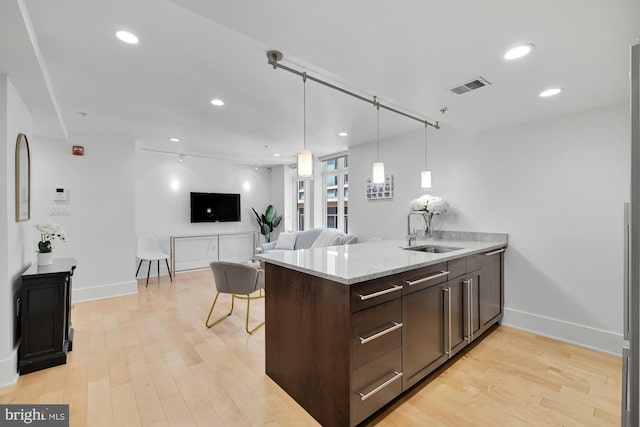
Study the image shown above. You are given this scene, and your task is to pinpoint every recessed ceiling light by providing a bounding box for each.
[115,30,139,45]
[504,43,535,60]
[539,88,563,97]
[210,99,225,106]
[337,132,349,137]
[169,137,180,143]
[273,153,281,157]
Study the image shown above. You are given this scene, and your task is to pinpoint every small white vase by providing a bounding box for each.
[37,252,54,266]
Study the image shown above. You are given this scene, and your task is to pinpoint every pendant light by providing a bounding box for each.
[297,73,313,178]
[372,97,385,184]
[421,123,432,189]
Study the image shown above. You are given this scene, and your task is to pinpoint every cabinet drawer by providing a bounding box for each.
[402,262,448,295]
[447,258,466,279]
[351,347,402,426]
[467,254,483,272]
[352,299,402,369]
[351,274,402,312]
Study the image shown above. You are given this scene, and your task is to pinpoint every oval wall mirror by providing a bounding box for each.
[15,133,31,222]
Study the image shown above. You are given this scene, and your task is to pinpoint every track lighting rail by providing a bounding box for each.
[267,50,440,129]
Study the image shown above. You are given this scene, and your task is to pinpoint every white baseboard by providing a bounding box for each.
[502,307,623,357]
[0,348,18,389]
[72,280,138,303]
[135,258,252,279]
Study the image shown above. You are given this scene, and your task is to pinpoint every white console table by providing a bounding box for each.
[170,231,259,274]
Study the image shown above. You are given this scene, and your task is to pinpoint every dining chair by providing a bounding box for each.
[136,234,172,287]
[206,261,265,334]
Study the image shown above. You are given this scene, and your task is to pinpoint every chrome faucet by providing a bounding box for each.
[406,212,424,246]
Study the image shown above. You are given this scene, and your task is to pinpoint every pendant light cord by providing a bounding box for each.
[375,96,380,161]
[303,73,307,150]
[424,123,428,169]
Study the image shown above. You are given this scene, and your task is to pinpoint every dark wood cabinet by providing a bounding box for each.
[402,282,447,388]
[18,258,76,375]
[264,246,505,427]
[479,248,505,332]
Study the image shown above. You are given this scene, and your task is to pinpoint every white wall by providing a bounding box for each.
[30,134,137,302]
[135,151,272,272]
[0,76,33,387]
[268,165,286,240]
[349,103,629,355]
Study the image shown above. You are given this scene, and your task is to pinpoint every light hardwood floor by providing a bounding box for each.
[0,270,622,426]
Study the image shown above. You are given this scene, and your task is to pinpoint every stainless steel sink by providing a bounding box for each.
[403,245,463,253]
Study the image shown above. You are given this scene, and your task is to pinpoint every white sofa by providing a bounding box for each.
[260,228,357,253]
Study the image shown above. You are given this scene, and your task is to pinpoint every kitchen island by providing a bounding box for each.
[256,232,507,427]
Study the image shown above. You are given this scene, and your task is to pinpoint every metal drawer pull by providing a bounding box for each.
[485,248,505,256]
[358,371,403,401]
[444,287,451,356]
[404,271,449,286]
[359,322,403,344]
[357,284,402,300]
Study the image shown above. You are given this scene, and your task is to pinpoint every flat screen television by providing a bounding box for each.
[190,192,241,223]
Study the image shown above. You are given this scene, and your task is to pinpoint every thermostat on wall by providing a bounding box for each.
[54,188,67,201]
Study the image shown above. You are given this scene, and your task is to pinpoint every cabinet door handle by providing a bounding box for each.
[404,270,449,286]
[358,322,403,344]
[622,347,631,424]
[469,278,474,341]
[463,279,471,342]
[358,370,403,401]
[485,248,505,256]
[444,287,451,356]
[357,284,402,301]
[624,203,630,341]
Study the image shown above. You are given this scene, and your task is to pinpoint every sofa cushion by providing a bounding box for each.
[310,229,343,249]
[294,228,324,250]
[275,232,297,250]
[341,234,358,245]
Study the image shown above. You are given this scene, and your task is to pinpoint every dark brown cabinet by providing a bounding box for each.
[264,246,505,427]
[18,258,76,375]
[402,282,447,388]
[479,248,505,332]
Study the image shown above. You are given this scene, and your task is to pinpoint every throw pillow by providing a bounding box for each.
[274,232,297,250]
[310,229,344,249]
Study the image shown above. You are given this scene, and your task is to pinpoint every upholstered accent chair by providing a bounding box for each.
[206,261,265,334]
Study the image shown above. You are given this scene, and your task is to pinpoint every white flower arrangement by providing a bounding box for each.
[409,194,449,214]
[35,221,67,253]
[409,195,449,236]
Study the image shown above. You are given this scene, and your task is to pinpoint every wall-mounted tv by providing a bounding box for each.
[190,192,241,223]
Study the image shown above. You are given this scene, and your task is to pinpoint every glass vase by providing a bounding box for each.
[422,213,433,238]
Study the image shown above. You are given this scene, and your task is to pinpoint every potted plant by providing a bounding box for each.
[35,221,66,265]
[251,205,282,243]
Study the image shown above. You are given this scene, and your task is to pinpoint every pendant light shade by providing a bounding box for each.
[421,170,432,189]
[373,162,385,184]
[298,73,313,179]
[421,124,432,189]
[372,99,385,184]
[298,149,313,178]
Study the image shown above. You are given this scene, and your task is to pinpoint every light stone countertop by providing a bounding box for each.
[255,231,508,285]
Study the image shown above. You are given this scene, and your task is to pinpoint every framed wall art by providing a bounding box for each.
[366,174,393,200]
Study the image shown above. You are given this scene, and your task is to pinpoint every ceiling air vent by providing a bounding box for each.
[449,76,492,95]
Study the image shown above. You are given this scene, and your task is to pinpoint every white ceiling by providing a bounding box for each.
[3,0,639,166]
